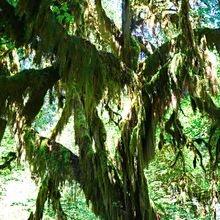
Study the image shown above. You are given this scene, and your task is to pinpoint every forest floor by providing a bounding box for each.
[0,165,38,219]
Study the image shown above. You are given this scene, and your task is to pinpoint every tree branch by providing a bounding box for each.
[1,0,126,85]
[143,28,220,78]
[122,0,132,67]
[195,28,220,53]
[23,128,81,184]
[22,128,80,219]
[0,67,59,97]
[0,66,59,123]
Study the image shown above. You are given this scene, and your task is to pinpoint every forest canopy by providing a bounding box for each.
[0,0,219,219]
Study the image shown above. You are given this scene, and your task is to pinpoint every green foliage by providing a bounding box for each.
[146,93,220,219]
[196,0,220,27]
[147,147,213,219]
[6,0,17,7]
[0,118,96,219]
[60,185,98,220]
[51,3,74,24]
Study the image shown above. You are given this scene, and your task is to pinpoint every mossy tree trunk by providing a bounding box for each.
[73,90,157,219]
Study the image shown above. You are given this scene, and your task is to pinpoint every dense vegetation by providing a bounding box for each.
[0,0,219,219]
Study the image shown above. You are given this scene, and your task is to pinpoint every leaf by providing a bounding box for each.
[198,8,203,16]
[60,4,68,12]
[66,15,74,23]
[57,15,65,22]
[204,6,211,13]
[52,6,60,14]
[64,12,70,17]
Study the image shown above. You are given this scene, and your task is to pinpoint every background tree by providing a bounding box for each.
[0,0,219,219]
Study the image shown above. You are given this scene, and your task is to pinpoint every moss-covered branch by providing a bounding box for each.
[73,90,127,219]
[122,0,132,67]
[142,28,220,77]
[23,128,81,184]
[116,94,157,219]
[0,66,59,97]
[0,66,59,123]
[21,128,81,219]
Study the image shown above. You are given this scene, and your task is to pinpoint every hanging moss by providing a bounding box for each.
[14,0,126,124]
[23,129,78,183]
[2,1,220,219]
[20,127,82,219]
[30,177,49,220]
[117,96,157,219]
[130,37,141,70]
[72,91,131,220]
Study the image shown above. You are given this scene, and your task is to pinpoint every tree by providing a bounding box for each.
[0,0,219,219]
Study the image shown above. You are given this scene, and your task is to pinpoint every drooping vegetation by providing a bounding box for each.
[0,0,219,219]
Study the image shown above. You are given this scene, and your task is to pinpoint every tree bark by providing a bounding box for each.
[122,0,132,67]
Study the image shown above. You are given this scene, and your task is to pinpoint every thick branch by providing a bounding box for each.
[0,66,59,97]
[122,0,132,67]
[0,66,59,123]
[143,28,220,77]
[73,91,126,219]
[23,128,81,184]
[1,0,126,87]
